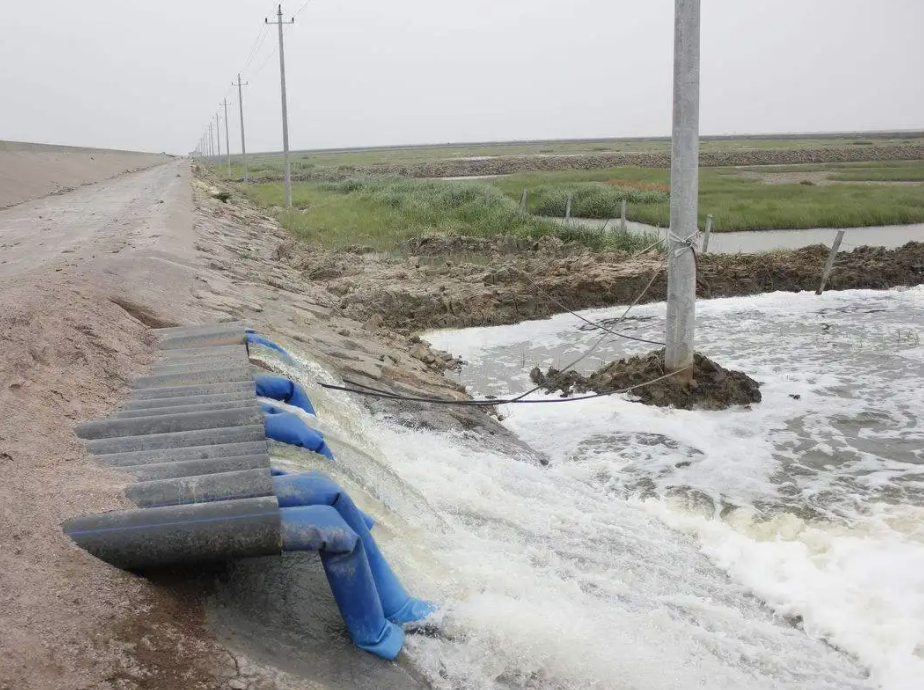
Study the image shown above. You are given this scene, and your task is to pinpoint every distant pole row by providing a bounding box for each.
[192,3,296,208]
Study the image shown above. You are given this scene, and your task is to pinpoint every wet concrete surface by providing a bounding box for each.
[208,554,428,689]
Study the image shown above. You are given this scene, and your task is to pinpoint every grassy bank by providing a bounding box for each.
[240,178,662,253]
[492,163,924,231]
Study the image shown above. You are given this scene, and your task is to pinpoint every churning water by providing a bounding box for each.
[250,286,923,690]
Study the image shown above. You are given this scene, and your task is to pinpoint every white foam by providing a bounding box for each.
[423,286,924,689]
[642,500,924,690]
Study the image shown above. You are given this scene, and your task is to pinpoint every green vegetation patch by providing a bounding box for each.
[493,166,924,230]
[241,177,661,253]
[526,182,668,218]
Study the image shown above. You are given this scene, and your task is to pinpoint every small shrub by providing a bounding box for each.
[799,180,816,186]
[530,183,668,218]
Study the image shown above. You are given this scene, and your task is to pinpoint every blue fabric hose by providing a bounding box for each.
[274,472,435,625]
[280,505,404,659]
[254,375,316,415]
[264,412,334,460]
[246,331,291,359]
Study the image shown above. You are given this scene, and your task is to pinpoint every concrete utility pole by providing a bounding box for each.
[234,74,249,181]
[223,98,232,172]
[665,0,701,379]
[215,112,222,159]
[266,4,295,207]
[208,122,214,159]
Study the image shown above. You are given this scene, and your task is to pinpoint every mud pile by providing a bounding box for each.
[320,240,924,333]
[530,350,762,410]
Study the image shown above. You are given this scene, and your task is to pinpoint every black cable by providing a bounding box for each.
[527,279,665,347]
[320,367,688,406]
[507,258,666,401]
[326,259,667,408]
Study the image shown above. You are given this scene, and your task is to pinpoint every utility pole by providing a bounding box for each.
[215,112,222,159]
[664,0,700,380]
[266,4,295,207]
[234,74,249,181]
[208,122,214,159]
[223,97,231,172]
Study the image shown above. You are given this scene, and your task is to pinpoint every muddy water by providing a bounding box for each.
[204,296,924,690]
[426,286,924,690]
[566,217,924,253]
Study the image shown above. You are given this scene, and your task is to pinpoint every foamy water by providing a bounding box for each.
[425,286,924,690]
[251,285,923,690]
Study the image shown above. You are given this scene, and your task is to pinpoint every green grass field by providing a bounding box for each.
[240,178,662,253]
[736,160,924,180]
[490,163,924,231]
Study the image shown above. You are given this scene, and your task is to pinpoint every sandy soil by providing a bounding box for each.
[0,161,522,690]
[0,141,171,210]
[0,163,339,690]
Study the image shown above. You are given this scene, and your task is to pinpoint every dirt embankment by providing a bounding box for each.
[292,144,924,181]
[269,237,924,333]
[0,140,172,209]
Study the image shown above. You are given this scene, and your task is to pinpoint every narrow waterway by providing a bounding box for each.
[217,286,923,690]
[564,217,923,253]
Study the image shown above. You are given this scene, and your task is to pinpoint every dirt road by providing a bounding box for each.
[0,161,194,279]
[0,161,478,690]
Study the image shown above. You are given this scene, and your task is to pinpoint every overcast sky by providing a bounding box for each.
[1,0,922,154]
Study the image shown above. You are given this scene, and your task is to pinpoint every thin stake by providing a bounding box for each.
[702,214,713,253]
[816,230,846,295]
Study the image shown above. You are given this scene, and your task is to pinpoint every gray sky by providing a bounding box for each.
[2,0,922,154]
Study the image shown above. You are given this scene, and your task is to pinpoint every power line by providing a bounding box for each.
[320,367,689,407]
[250,39,280,78]
[239,25,270,74]
[504,259,666,402]
[321,259,671,407]
[293,0,317,19]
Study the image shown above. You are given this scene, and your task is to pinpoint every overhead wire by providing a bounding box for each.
[320,367,689,407]
[321,258,672,407]
[293,0,318,19]
[239,25,270,75]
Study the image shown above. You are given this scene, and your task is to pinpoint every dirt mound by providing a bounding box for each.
[401,234,583,257]
[530,350,761,410]
[327,240,924,333]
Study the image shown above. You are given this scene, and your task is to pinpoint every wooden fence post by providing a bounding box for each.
[816,230,846,295]
[702,214,713,253]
